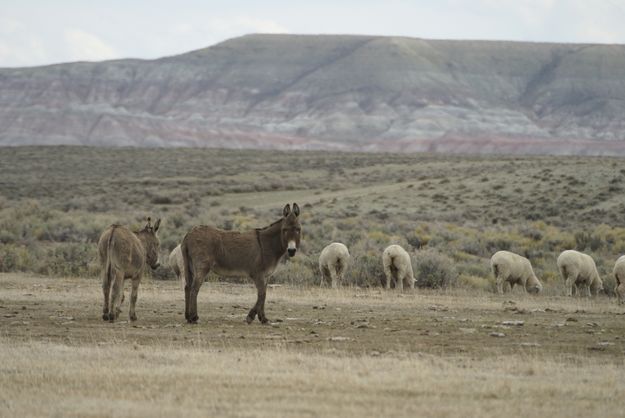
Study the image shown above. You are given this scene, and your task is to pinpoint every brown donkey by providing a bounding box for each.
[97,218,161,322]
[182,203,301,324]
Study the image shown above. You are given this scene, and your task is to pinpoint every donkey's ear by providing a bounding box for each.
[292,203,300,217]
[154,218,161,232]
[283,204,291,217]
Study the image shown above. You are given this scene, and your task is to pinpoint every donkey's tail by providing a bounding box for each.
[104,226,117,294]
[181,238,194,289]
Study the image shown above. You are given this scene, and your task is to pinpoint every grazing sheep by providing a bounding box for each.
[613,255,625,304]
[490,250,543,295]
[557,250,604,297]
[382,245,415,291]
[169,244,184,289]
[319,242,350,288]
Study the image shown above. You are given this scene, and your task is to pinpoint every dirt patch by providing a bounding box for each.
[1,274,624,359]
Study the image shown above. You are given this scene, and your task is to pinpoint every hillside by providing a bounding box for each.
[1,34,625,154]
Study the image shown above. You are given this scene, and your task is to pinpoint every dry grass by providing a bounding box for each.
[1,339,624,418]
[1,273,625,417]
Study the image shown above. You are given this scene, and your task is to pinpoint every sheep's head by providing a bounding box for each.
[526,276,543,294]
[590,276,604,296]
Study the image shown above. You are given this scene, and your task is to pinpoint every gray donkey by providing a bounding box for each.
[182,203,301,324]
[98,218,161,322]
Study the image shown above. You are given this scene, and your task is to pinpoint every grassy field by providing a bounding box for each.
[1,146,625,416]
[1,274,624,417]
[1,146,625,291]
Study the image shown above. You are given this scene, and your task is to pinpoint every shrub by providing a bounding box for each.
[271,256,316,286]
[413,248,458,289]
[45,243,95,277]
[458,274,493,292]
[346,251,385,288]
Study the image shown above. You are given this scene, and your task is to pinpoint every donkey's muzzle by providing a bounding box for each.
[287,248,297,257]
[151,262,160,270]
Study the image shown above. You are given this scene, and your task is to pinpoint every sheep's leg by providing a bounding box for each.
[565,277,574,297]
[397,270,404,292]
[329,266,339,289]
[320,266,329,288]
[584,283,592,298]
[508,281,514,293]
[383,263,392,290]
[617,283,625,305]
[496,276,504,295]
[336,264,345,288]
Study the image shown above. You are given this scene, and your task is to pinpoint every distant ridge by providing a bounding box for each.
[1,33,625,155]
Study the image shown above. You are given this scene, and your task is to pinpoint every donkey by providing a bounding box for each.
[181,203,301,324]
[97,217,161,322]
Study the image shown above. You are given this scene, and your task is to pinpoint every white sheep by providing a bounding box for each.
[169,244,184,289]
[382,245,415,291]
[490,250,543,295]
[318,242,350,288]
[613,255,625,304]
[557,250,604,297]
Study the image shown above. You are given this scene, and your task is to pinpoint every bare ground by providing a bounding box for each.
[1,273,625,417]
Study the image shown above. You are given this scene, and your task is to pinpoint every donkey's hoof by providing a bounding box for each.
[259,316,269,325]
[245,315,254,325]
[102,313,109,321]
[129,314,137,322]
[186,314,198,324]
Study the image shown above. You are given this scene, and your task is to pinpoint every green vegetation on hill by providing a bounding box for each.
[1,146,624,294]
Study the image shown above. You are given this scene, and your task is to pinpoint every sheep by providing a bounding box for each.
[613,255,625,304]
[318,242,350,288]
[169,244,184,289]
[382,245,415,291]
[557,250,604,297]
[490,250,543,295]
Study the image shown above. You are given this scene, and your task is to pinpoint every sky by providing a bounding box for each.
[1,0,625,67]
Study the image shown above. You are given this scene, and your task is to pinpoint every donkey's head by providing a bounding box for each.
[137,217,162,269]
[281,203,301,257]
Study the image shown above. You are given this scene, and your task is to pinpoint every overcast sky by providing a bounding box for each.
[2,0,625,67]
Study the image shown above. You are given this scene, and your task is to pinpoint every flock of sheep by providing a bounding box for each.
[169,240,625,303]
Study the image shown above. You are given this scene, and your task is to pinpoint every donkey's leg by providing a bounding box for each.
[129,275,141,321]
[108,270,124,322]
[187,266,208,324]
[247,275,268,324]
[184,280,191,321]
[102,266,112,321]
